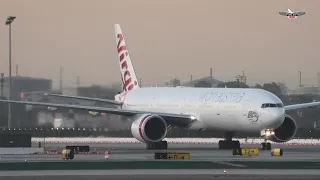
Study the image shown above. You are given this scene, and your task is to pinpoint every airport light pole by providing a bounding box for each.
[6,16,16,129]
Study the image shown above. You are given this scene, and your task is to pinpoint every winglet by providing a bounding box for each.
[114,24,140,92]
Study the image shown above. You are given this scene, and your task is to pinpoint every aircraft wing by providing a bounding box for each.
[44,93,122,106]
[296,12,306,16]
[279,12,288,16]
[284,101,320,111]
[0,100,196,127]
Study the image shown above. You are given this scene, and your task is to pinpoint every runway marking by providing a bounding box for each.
[145,156,153,159]
[214,161,247,168]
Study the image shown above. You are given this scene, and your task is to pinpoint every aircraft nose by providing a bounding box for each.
[263,108,285,128]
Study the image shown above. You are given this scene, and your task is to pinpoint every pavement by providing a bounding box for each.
[1,170,320,179]
[1,143,320,163]
[0,143,319,178]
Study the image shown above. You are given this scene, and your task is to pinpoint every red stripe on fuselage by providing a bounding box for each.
[139,115,151,142]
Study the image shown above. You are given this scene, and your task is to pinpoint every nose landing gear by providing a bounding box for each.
[261,140,271,150]
[260,129,273,150]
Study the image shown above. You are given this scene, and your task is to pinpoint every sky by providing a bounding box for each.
[0,0,319,89]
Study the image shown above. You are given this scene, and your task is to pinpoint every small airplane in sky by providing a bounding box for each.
[279,9,306,19]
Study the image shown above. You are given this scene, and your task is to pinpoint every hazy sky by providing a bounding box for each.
[0,0,319,89]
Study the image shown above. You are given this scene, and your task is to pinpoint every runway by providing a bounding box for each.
[1,143,320,162]
[1,170,320,179]
[40,142,320,153]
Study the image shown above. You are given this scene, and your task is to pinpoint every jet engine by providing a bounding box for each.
[131,114,168,143]
[266,114,297,142]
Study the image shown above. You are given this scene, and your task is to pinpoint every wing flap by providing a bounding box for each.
[0,100,195,127]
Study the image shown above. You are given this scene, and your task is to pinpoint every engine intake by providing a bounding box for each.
[268,114,297,142]
[131,114,168,143]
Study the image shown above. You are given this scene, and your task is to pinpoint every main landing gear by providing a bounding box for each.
[218,132,241,149]
[146,141,168,150]
[218,140,240,149]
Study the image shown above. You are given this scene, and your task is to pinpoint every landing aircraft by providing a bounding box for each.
[279,9,306,19]
[2,24,320,151]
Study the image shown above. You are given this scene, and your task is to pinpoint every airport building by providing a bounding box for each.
[1,76,52,100]
[288,86,320,95]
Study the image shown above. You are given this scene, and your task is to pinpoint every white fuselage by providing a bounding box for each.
[118,87,285,133]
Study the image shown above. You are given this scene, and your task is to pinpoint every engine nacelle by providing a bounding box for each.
[265,114,297,143]
[131,114,168,143]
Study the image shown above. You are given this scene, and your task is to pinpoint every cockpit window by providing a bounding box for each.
[261,103,283,108]
[270,104,276,107]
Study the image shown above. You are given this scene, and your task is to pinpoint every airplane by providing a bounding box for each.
[43,93,122,106]
[279,9,306,19]
[2,24,320,151]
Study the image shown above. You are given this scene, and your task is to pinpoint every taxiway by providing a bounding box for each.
[1,143,320,162]
[1,170,320,180]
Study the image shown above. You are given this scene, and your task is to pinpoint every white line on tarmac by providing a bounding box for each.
[214,161,247,168]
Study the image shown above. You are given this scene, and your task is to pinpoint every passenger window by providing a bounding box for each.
[261,104,266,108]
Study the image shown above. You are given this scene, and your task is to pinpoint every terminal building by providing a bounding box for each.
[0,76,52,128]
[1,76,52,100]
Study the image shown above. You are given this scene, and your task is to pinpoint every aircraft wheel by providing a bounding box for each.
[146,141,168,150]
[233,140,240,149]
[266,142,271,150]
[219,140,240,149]
[157,141,168,149]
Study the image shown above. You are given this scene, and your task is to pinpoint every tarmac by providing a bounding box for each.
[1,143,320,179]
[1,143,320,162]
[1,169,320,179]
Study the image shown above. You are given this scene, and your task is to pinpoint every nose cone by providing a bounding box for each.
[263,108,285,129]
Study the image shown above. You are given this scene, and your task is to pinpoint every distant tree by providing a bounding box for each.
[194,80,212,87]
[262,82,282,96]
[217,81,249,88]
[253,83,263,89]
[171,78,181,87]
[216,82,226,88]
